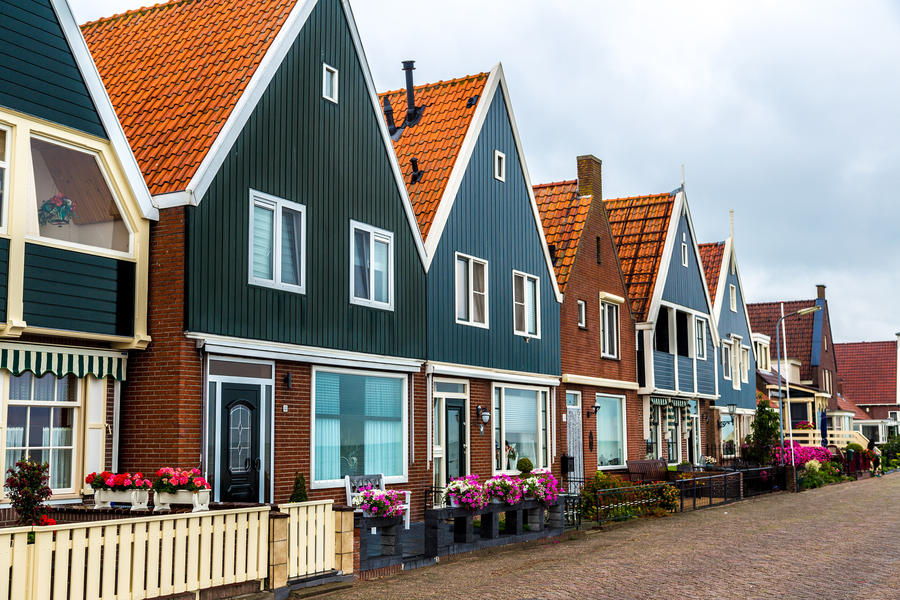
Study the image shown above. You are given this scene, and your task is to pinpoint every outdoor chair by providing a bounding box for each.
[626,459,672,482]
[344,473,411,529]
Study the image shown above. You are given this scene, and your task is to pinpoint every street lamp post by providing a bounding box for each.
[775,303,822,472]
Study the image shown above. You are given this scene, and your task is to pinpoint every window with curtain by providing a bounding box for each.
[351,221,393,309]
[595,395,625,467]
[720,413,736,456]
[601,301,619,358]
[722,340,732,380]
[493,386,549,472]
[313,370,405,484]
[5,372,79,490]
[249,190,305,293]
[455,253,488,326]
[513,271,539,337]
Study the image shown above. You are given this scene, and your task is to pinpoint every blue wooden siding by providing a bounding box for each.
[697,327,716,395]
[677,355,693,392]
[23,243,134,336]
[426,88,560,375]
[661,210,709,313]
[715,253,756,410]
[810,298,825,367]
[185,0,425,359]
[0,238,8,323]
[0,0,106,138]
[653,350,675,390]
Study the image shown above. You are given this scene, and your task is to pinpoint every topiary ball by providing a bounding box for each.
[516,457,534,474]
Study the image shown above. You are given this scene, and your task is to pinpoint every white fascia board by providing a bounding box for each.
[646,191,681,327]
[153,191,194,209]
[710,237,729,325]
[561,373,639,391]
[681,192,720,343]
[186,331,423,373]
[425,361,560,387]
[50,0,158,221]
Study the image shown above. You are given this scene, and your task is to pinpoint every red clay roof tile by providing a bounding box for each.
[698,242,725,307]
[748,300,818,381]
[834,341,898,407]
[533,180,591,293]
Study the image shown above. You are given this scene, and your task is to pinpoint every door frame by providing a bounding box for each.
[432,377,470,488]
[205,355,275,504]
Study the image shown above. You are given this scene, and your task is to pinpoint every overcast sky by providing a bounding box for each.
[71,0,900,343]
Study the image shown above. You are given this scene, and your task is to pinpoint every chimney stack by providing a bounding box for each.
[816,284,826,300]
[576,155,602,199]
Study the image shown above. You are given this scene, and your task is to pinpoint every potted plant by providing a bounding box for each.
[351,487,406,518]
[521,470,561,506]
[86,471,152,511]
[484,474,523,505]
[445,474,487,511]
[152,467,211,512]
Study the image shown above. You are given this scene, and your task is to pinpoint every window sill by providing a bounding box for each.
[350,297,394,312]
[310,475,408,490]
[514,332,541,340]
[249,279,305,295]
[456,319,490,330]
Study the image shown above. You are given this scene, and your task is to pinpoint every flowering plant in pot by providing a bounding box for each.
[351,486,406,518]
[484,474,523,505]
[521,470,561,506]
[86,471,152,511]
[795,421,815,431]
[445,474,487,511]
[152,468,211,512]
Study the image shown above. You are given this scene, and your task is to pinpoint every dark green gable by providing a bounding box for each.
[0,0,107,138]
[185,0,425,359]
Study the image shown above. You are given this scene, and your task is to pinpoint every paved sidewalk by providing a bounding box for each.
[324,474,900,600]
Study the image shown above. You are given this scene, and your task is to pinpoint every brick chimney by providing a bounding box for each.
[576,155,602,199]
[816,284,826,300]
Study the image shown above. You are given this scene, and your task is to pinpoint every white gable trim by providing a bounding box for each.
[727,237,758,363]
[50,0,158,221]
[421,63,562,302]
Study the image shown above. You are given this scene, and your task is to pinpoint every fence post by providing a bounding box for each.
[334,506,356,576]
[268,511,289,592]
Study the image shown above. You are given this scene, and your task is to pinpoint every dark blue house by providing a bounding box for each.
[380,63,562,488]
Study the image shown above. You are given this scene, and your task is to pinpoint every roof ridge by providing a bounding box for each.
[378,72,490,98]
[533,179,578,189]
[604,192,673,203]
[698,241,725,247]
[81,0,192,29]
[748,299,817,306]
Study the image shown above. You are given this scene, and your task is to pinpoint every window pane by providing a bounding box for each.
[6,406,27,447]
[455,257,469,321]
[252,204,274,280]
[57,375,77,403]
[525,277,537,335]
[503,388,538,469]
[513,274,524,304]
[472,261,486,324]
[352,229,370,300]
[325,69,336,98]
[514,303,525,334]
[434,382,465,394]
[721,414,735,454]
[280,208,303,286]
[31,138,129,252]
[34,373,55,402]
[596,395,623,467]
[50,449,72,489]
[29,406,52,447]
[373,238,390,303]
[493,388,501,471]
[52,408,73,446]
[565,392,580,407]
[229,405,252,472]
[10,372,31,401]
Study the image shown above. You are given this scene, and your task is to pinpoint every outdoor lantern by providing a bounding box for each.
[727,403,737,417]
[476,405,490,434]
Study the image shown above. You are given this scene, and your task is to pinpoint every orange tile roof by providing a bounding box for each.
[698,242,725,306]
[378,73,488,239]
[604,193,675,321]
[533,180,591,292]
[835,341,897,406]
[81,0,297,195]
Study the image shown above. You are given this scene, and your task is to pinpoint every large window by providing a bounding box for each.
[595,394,626,468]
[30,136,130,253]
[512,271,539,337]
[720,413,736,456]
[492,385,549,473]
[350,221,393,310]
[249,190,305,293]
[600,301,619,358]
[0,127,8,224]
[5,373,78,491]
[455,253,488,327]
[313,369,406,486]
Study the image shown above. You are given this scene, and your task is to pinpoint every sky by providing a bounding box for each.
[69,0,900,343]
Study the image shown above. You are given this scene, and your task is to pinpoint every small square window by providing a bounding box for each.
[351,220,394,310]
[494,150,506,182]
[323,63,338,103]
[577,300,587,328]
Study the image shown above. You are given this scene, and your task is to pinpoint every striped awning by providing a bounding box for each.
[650,397,669,406]
[0,343,127,381]
[670,399,689,408]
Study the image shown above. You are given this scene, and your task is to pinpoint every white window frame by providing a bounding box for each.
[681,232,688,267]
[595,393,628,471]
[729,284,737,312]
[731,336,742,390]
[248,189,306,294]
[454,252,489,328]
[600,301,620,359]
[350,220,394,311]
[512,270,541,339]
[309,366,409,489]
[722,340,733,381]
[491,383,550,475]
[741,346,750,383]
[3,372,82,495]
[0,123,9,231]
[577,300,587,329]
[695,317,707,360]
[322,63,338,103]
[565,390,581,408]
[494,150,506,182]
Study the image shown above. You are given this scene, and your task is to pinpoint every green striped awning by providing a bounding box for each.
[650,397,669,406]
[0,343,127,381]
[670,399,689,408]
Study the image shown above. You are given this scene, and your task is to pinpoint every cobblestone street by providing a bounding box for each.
[326,475,900,600]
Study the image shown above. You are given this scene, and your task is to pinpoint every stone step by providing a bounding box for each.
[289,581,354,599]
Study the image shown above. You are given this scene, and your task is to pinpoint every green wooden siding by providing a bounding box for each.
[185,0,425,359]
[23,243,134,336]
[0,237,8,323]
[0,0,106,138]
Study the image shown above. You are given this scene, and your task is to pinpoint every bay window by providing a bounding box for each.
[512,271,539,337]
[492,385,550,473]
[249,190,305,293]
[350,221,393,310]
[312,368,406,487]
[595,394,626,468]
[600,301,619,358]
[455,253,488,327]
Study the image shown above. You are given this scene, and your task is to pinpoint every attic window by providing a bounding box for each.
[322,63,338,103]
[681,232,688,267]
[494,150,506,182]
[729,284,737,312]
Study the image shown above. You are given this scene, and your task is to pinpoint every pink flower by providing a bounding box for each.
[105,477,115,487]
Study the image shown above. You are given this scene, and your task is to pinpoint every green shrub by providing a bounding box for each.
[289,471,308,503]
[743,394,782,465]
[516,457,533,474]
[880,437,900,461]
[845,443,864,453]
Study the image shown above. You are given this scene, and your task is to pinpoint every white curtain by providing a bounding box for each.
[253,204,274,279]
[315,417,340,481]
[280,208,302,285]
[364,420,402,476]
[504,388,538,467]
[353,229,370,299]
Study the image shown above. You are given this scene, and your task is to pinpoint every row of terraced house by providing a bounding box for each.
[1,0,898,529]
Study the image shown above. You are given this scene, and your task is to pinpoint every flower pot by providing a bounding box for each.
[154,489,211,512]
[490,497,504,505]
[449,497,461,508]
[94,489,149,511]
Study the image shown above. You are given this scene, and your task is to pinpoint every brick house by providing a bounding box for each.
[378,64,562,492]
[834,337,900,442]
[83,0,434,516]
[534,156,641,484]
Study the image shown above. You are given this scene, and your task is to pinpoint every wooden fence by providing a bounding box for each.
[277,500,335,580]
[0,506,270,600]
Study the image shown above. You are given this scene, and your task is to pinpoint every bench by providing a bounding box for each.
[344,473,411,529]
[626,459,672,483]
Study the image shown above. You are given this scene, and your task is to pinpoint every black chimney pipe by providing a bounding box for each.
[383,95,397,135]
[410,157,424,184]
[402,60,416,120]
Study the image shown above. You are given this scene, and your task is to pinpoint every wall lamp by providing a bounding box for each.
[585,406,600,419]
[476,405,490,434]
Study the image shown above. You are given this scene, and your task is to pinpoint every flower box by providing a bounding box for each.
[154,489,211,512]
[94,489,150,511]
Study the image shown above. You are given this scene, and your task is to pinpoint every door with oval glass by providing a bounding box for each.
[220,383,260,502]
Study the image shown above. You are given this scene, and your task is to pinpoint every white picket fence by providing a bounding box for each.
[0,506,270,600]
[278,500,335,580]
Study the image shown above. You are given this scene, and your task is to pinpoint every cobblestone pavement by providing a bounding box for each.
[325,474,900,600]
